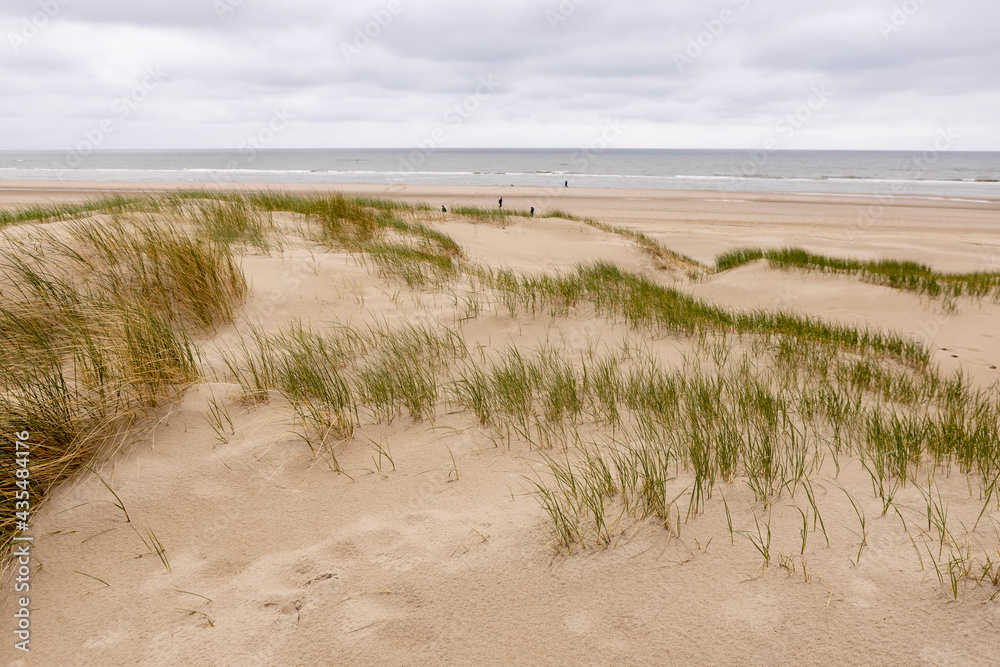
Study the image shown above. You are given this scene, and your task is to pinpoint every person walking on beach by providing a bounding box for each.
[530,207,534,217]
[499,197,503,209]
[564,180,568,188]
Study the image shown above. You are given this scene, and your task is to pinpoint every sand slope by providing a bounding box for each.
[3,184,1000,666]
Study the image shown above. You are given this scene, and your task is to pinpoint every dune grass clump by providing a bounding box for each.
[270,194,464,287]
[356,322,465,423]
[218,320,467,468]
[715,246,1000,300]
[517,328,997,592]
[47,190,459,289]
[450,205,530,226]
[219,322,362,465]
[464,340,804,505]
[361,241,459,288]
[453,346,580,445]
[192,196,278,252]
[0,213,247,553]
[582,220,707,275]
[67,218,248,330]
[4,190,995,599]
[232,190,431,216]
[538,209,582,221]
[479,261,928,366]
[0,270,195,553]
[0,202,96,228]
[766,247,1000,299]
[448,205,706,276]
[715,247,764,272]
[526,333,998,576]
[0,194,163,230]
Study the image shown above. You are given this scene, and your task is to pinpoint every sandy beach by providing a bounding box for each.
[2,181,1000,665]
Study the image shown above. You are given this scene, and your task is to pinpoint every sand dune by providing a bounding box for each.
[3,183,1000,665]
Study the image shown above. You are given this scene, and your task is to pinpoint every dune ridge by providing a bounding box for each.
[2,184,999,665]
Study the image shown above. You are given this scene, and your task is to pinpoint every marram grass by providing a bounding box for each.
[3,190,996,600]
[478,261,929,366]
[716,246,1000,300]
[0,211,245,553]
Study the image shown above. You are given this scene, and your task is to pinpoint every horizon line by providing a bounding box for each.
[2,147,999,153]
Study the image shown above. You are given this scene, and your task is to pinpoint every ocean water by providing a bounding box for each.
[1,149,998,201]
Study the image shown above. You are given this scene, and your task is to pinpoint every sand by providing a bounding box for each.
[3,181,1000,665]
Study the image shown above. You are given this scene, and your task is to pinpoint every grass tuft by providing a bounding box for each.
[715,246,1000,300]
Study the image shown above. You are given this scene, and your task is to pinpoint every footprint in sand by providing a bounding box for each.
[305,572,338,587]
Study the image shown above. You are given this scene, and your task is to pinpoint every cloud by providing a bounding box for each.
[1,0,998,150]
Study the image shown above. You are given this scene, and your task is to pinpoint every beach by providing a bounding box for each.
[2,181,1000,665]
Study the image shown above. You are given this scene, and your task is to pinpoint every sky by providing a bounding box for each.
[2,0,999,152]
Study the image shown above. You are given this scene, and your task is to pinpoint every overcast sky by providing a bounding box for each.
[2,0,998,151]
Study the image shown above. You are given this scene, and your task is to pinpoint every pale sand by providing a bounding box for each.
[3,182,1000,665]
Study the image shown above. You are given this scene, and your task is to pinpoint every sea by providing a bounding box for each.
[1,149,998,202]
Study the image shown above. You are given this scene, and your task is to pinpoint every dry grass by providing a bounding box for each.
[717,246,1000,300]
[3,190,997,600]
[0,211,245,552]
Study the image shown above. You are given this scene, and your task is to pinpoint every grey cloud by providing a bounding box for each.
[1,0,998,149]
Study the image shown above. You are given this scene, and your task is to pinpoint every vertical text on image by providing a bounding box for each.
[11,430,33,653]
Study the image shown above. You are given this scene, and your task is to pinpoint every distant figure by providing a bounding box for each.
[565,180,568,188]
[530,207,535,217]
[442,206,447,213]
[499,197,503,209]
